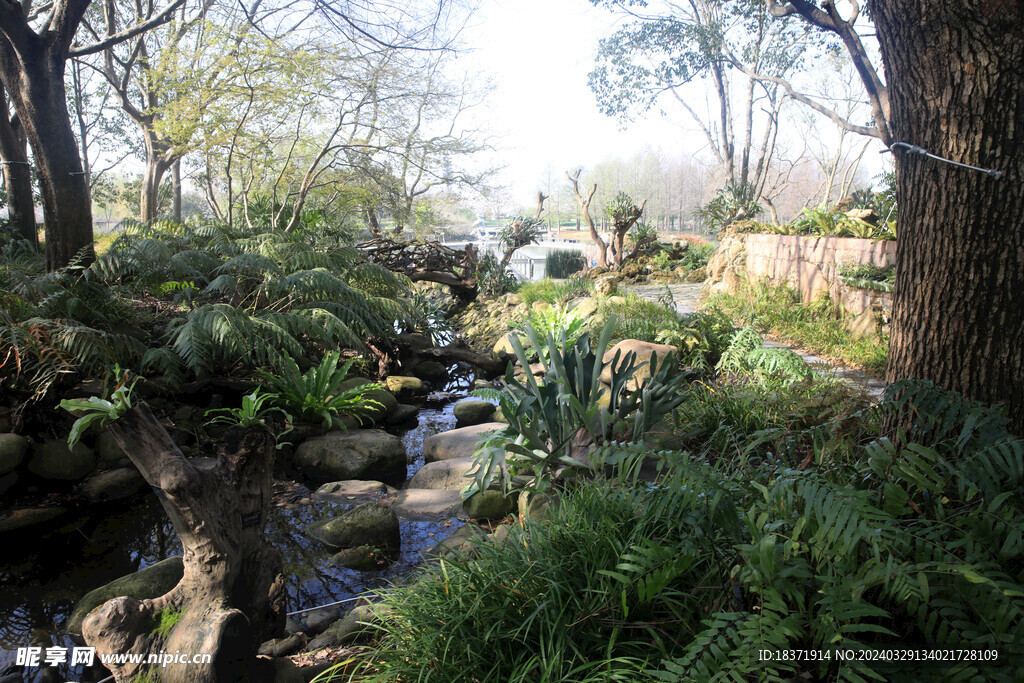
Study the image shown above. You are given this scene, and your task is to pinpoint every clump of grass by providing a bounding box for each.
[544,249,585,278]
[517,275,593,306]
[591,291,679,343]
[705,280,888,374]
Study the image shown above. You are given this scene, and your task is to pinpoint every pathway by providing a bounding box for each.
[624,282,886,398]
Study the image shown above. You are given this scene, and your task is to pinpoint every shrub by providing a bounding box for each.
[544,249,585,279]
[517,275,593,306]
[260,351,382,430]
[591,292,679,343]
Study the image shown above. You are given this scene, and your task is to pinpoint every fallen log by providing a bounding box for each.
[82,404,285,682]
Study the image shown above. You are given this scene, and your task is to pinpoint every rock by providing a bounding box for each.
[258,633,307,657]
[384,375,425,396]
[285,617,304,635]
[463,490,516,521]
[453,400,496,427]
[412,360,447,381]
[0,434,29,475]
[331,546,383,571]
[270,657,305,683]
[491,333,518,358]
[0,506,66,535]
[569,297,599,319]
[304,502,400,553]
[600,339,677,388]
[489,524,512,547]
[294,430,407,486]
[519,490,559,522]
[686,266,707,283]
[422,523,486,561]
[80,468,145,503]
[531,301,551,312]
[386,403,419,425]
[27,439,96,481]
[313,480,397,505]
[845,208,878,224]
[67,556,184,637]
[407,457,475,490]
[337,378,398,424]
[595,276,619,296]
[94,431,126,465]
[305,604,386,650]
[303,607,341,636]
[392,489,463,521]
[423,423,505,463]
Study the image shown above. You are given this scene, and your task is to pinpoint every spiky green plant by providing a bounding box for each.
[261,351,382,430]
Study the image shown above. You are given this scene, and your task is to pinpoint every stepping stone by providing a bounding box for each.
[407,457,475,490]
[423,422,505,463]
[313,480,398,505]
[391,489,464,521]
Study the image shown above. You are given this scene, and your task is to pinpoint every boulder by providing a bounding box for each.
[386,403,420,426]
[0,434,29,475]
[422,523,487,561]
[407,457,475,490]
[337,378,398,424]
[94,431,127,465]
[67,556,184,637]
[600,339,677,388]
[392,489,463,521]
[331,546,382,571]
[423,423,505,463]
[594,276,619,296]
[412,360,447,381]
[519,490,559,522]
[303,607,342,636]
[295,430,407,486]
[304,502,400,554]
[305,604,387,650]
[463,490,516,521]
[258,633,307,658]
[80,468,145,503]
[0,506,66,535]
[313,480,397,505]
[453,400,496,427]
[685,266,707,283]
[0,471,17,497]
[384,375,425,396]
[28,439,96,481]
[569,297,599,319]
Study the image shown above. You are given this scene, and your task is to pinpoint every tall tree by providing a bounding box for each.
[767,0,1023,433]
[0,0,184,270]
[0,84,36,246]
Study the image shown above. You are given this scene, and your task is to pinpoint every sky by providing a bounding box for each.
[454,0,693,204]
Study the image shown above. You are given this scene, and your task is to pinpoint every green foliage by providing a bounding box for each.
[204,389,290,429]
[512,303,588,362]
[260,351,382,431]
[517,275,593,306]
[59,368,138,449]
[592,292,679,344]
[498,215,544,259]
[476,252,520,298]
[656,308,736,370]
[706,280,888,374]
[694,182,762,230]
[465,317,686,497]
[358,380,1024,682]
[544,249,585,279]
[715,325,811,382]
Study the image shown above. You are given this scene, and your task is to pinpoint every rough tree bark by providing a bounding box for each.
[868,0,1024,433]
[567,169,608,268]
[82,404,285,682]
[608,198,647,269]
[0,1,95,271]
[0,84,36,247]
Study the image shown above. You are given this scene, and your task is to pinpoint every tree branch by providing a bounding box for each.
[70,0,186,56]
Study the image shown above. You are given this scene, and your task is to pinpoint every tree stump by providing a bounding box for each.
[81,403,285,682]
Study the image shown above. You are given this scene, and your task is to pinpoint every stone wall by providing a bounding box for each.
[703,231,896,338]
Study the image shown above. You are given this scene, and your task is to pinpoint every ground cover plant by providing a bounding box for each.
[705,279,888,374]
[517,275,594,306]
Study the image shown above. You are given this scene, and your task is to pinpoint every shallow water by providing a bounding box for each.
[0,378,474,682]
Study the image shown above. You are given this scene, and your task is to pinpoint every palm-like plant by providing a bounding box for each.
[261,351,383,431]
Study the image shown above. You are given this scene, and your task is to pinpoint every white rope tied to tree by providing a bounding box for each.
[884,141,1004,179]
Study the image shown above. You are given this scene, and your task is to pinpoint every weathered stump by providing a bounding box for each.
[81,404,285,682]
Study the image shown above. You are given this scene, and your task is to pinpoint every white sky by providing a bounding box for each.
[456,0,692,204]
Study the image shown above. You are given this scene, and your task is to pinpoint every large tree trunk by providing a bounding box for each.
[82,404,286,682]
[0,25,95,272]
[0,86,36,248]
[172,158,182,222]
[141,140,174,222]
[870,1,1024,434]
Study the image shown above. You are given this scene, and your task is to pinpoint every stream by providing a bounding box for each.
[0,369,475,683]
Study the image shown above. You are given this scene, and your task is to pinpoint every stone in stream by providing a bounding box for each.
[422,422,505,463]
[386,403,420,425]
[304,604,388,651]
[407,457,475,490]
[0,506,67,535]
[337,378,398,424]
[94,430,127,465]
[304,502,400,554]
[258,632,307,657]
[453,400,496,427]
[412,360,447,380]
[294,430,407,486]
[302,606,342,636]
[27,438,96,481]
[391,489,464,521]
[0,433,28,475]
[462,490,516,521]
[331,545,383,571]
[66,556,184,637]
[421,523,488,562]
[313,480,397,505]
[383,375,425,396]
[80,467,145,503]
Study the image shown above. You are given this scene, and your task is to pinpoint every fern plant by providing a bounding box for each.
[260,351,382,431]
